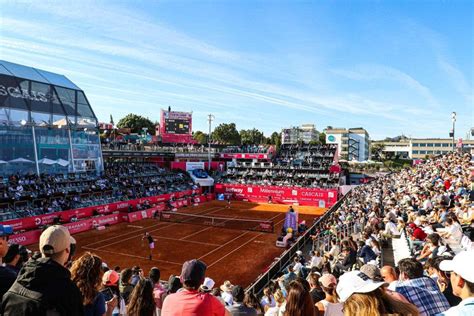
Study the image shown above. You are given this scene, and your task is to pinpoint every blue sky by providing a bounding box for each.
[0,0,472,140]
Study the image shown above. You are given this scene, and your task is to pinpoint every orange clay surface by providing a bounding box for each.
[32,201,327,287]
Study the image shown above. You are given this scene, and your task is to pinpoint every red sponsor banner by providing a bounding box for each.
[1,188,202,231]
[8,229,42,246]
[214,184,338,207]
[219,153,270,160]
[126,205,165,223]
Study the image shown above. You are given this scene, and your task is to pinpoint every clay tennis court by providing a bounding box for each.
[35,201,326,287]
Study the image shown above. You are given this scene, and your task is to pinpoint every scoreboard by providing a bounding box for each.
[161,110,192,135]
[165,118,190,134]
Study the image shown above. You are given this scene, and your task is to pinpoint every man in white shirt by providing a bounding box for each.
[438,250,474,315]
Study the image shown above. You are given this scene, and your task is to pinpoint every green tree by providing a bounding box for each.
[240,128,265,145]
[117,114,155,134]
[370,143,385,161]
[319,132,326,145]
[211,123,241,145]
[193,131,208,144]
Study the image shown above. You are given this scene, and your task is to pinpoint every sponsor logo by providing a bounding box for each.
[9,235,27,243]
[260,188,285,195]
[0,85,49,102]
[327,135,336,142]
[34,218,42,226]
[116,203,129,209]
[301,191,324,197]
[225,188,243,194]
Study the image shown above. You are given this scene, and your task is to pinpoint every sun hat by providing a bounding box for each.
[200,277,215,292]
[220,280,234,292]
[439,250,474,283]
[39,225,75,255]
[336,271,386,302]
[102,270,120,286]
[360,264,382,281]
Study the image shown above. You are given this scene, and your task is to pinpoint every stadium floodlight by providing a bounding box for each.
[208,114,215,171]
[451,112,456,152]
[20,119,27,126]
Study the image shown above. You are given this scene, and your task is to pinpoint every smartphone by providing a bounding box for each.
[101,287,114,302]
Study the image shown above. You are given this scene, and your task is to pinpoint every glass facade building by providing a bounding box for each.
[0,60,103,176]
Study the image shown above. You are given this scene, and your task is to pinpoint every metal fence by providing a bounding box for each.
[245,191,352,295]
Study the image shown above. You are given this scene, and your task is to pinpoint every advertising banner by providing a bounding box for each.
[219,153,270,160]
[214,184,338,207]
[1,188,202,231]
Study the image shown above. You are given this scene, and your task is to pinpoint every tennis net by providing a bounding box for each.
[159,211,274,233]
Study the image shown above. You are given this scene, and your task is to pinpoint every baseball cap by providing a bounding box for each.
[319,273,337,288]
[180,259,207,284]
[336,271,386,302]
[0,224,13,237]
[439,250,474,283]
[39,225,75,255]
[360,264,382,281]
[103,270,120,285]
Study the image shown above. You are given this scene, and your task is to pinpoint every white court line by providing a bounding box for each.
[128,225,143,229]
[82,246,182,266]
[154,235,220,247]
[198,231,250,260]
[83,206,222,247]
[206,215,287,268]
[91,206,224,250]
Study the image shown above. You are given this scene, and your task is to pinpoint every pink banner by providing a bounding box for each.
[8,229,42,246]
[219,153,271,160]
[214,184,338,207]
[1,188,202,231]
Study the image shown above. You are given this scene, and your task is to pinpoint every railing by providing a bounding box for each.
[245,191,351,295]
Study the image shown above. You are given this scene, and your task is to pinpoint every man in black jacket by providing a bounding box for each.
[1,225,83,316]
[0,225,14,305]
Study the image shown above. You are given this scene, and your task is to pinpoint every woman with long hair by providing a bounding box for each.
[284,280,316,316]
[264,289,285,316]
[244,292,264,315]
[70,252,116,316]
[337,271,419,316]
[127,278,156,316]
[342,288,419,316]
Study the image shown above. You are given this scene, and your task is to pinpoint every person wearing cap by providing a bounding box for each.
[220,280,235,306]
[1,225,83,316]
[315,273,343,316]
[0,225,14,305]
[394,258,450,316]
[336,270,419,316]
[437,250,474,315]
[161,259,230,316]
[101,270,126,316]
[226,285,257,316]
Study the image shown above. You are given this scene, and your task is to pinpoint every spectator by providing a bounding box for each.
[2,225,83,315]
[0,224,13,304]
[315,273,343,316]
[263,289,285,316]
[101,270,126,316]
[333,247,357,277]
[427,257,461,307]
[220,280,236,306]
[70,252,117,316]
[395,258,450,315]
[149,267,167,316]
[380,266,398,290]
[357,241,377,264]
[259,287,276,312]
[161,259,230,316]
[283,280,316,316]
[167,275,182,294]
[243,292,264,315]
[226,285,257,316]
[307,272,325,304]
[337,271,419,316]
[438,250,474,315]
[119,268,134,304]
[127,278,156,316]
[2,243,23,276]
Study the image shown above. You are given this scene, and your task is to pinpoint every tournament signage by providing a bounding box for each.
[215,184,338,207]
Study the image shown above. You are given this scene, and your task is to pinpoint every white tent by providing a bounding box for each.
[0,160,7,164]
[56,159,70,167]
[38,158,56,165]
[9,158,34,163]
